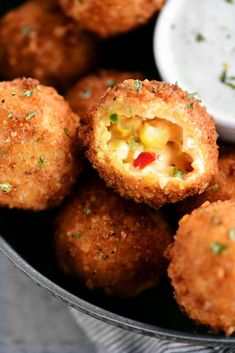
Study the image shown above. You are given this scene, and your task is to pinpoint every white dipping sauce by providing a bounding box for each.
[168,0,235,120]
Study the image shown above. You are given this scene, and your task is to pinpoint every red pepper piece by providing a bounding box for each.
[133,152,156,169]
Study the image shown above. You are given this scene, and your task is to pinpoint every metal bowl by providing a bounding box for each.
[0,1,234,347]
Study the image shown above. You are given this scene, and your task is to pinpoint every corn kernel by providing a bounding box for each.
[139,123,169,149]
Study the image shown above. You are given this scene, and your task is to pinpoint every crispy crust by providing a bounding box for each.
[67,70,144,125]
[54,175,171,297]
[175,144,235,217]
[59,0,165,38]
[85,79,218,208]
[0,78,82,210]
[167,200,235,335]
[0,0,97,90]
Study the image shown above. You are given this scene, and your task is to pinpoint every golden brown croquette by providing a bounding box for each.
[0,0,97,89]
[0,78,82,210]
[59,0,165,38]
[66,70,144,126]
[167,200,235,335]
[85,80,218,208]
[175,145,235,217]
[54,176,171,297]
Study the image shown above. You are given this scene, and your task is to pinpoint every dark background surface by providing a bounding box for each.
[0,0,231,342]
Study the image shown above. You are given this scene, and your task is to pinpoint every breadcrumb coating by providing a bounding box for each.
[55,176,171,297]
[59,0,165,38]
[85,79,218,208]
[0,78,82,210]
[167,200,235,335]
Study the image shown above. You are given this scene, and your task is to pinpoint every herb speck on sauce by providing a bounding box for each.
[210,241,227,255]
[210,184,219,192]
[220,63,235,89]
[22,25,31,36]
[225,0,233,4]
[83,207,91,215]
[38,155,46,168]
[187,102,194,109]
[196,33,205,42]
[64,128,72,139]
[0,151,6,156]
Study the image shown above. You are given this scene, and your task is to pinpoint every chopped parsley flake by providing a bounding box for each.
[109,113,118,123]
[210,241,227,255]
[71,233,81,239]
[22,25,31,36]
[0,183,12,193]
[196,33,205,42]
[26,111,36,121]
[187,102,194,109]
[23,90,33,97]
[38,155,45,167]
[106,79,117,88]
[135,80,142,92]
[228,227,235,241]
[64,128,72,139]
[220,63,235,90]
[101,254,109,260]
[172,166,185,179]
[79,89,92,99]
[225,0,233,3]
[210,184,219,192]
[130,137,138,147]
[83,208,91,215]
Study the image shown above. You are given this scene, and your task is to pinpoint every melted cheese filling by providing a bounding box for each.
[107,116,195,179]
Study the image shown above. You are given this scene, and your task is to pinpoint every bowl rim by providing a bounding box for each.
[153,0,235,129]
[1,235,234,346]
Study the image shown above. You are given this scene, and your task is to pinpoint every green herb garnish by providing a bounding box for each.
[71,233,81,239]
[172,166,185,179]
[26,111,36,121]
[64,128,72,139]
[210,184,219,192]
[38,155,45,168]
[196,33,205,42]
[109,113,118,123]
[187,102,194,109]
[228,227,235,241]
[22,25,31,36]
[210,241,227,255]
[0,183,12,193]
[220,63,235,90]
[83,208,91,215]
[225,0,233,4]
[187,92,198,99]
[79,89,92,99]
[23,90,33,97]
[106,79,117,88]
[130,137,138,147]
[135,80,142,92]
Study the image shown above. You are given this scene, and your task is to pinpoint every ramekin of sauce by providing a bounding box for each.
[154,0,235,142]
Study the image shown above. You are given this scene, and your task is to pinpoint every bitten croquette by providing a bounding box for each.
[54,176,171,297]
[176,144,235,217]
[85,80,218,208]
[59,0,165,38]
[167,200,235,336]
[0,0,97,89]
[66,70,144,126]
[0,78,82,210]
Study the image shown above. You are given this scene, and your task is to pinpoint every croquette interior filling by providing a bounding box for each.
[106,114,200,181]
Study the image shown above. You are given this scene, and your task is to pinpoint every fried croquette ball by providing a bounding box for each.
[167,200,235,335]
[85,80,218,208]
[59,0,165,38]
[54,177,171,297]
[66,70,144,126]
[176,145,235,217]
[0,78,82,210]
[0,0,96,89]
